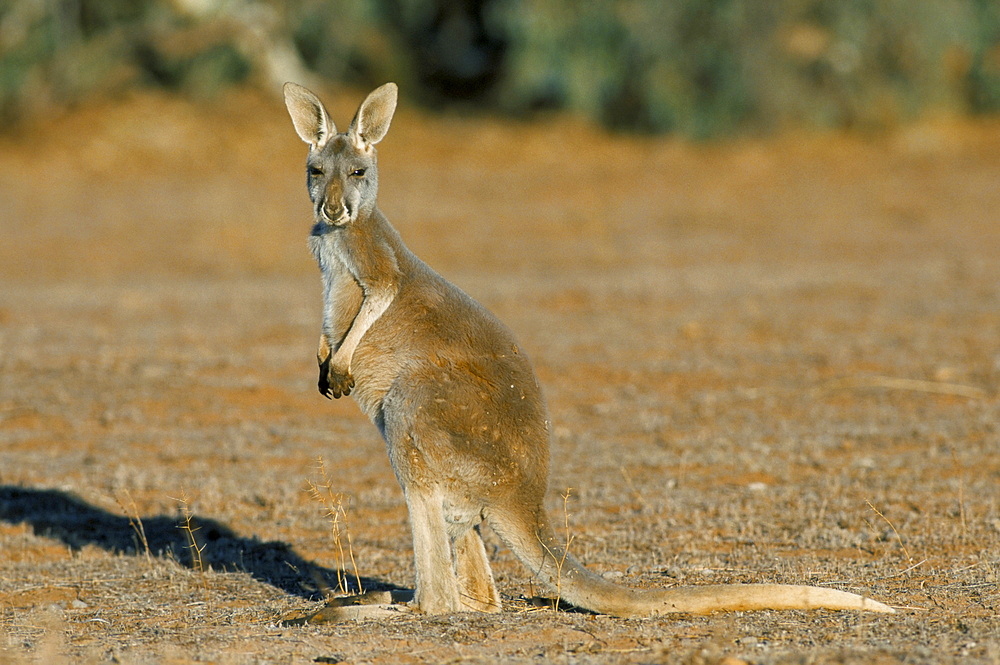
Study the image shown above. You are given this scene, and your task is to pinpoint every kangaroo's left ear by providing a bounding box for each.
[348,82,398,150]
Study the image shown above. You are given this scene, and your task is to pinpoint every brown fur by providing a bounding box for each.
[282,82,894,618]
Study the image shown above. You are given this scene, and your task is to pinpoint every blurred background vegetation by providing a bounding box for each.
[1,0,998,137]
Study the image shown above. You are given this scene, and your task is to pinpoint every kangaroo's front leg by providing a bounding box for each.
[315,263,363,399]
[322,285,395,398]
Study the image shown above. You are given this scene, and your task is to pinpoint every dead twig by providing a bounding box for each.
[171,492,207,575]
[866,500,913,566]
[821,375,988,399]
[554,487,576,610]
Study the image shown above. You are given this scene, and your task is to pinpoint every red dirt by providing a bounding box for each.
[1,87,998,664]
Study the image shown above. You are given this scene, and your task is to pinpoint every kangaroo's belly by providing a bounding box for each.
[347,276,551,498]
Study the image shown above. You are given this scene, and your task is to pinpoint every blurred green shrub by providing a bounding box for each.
[491,0,1000,136]
[0,0,254,124]
[1,0,998,135]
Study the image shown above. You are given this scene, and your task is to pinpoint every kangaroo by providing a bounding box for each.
[282,82,894,620]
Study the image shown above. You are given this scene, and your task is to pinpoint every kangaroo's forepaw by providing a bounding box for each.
[317,350,333,398]
[322,366,354,399]
[317,347,354,398]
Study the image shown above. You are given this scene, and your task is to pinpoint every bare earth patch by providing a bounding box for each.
[1,89,998,663]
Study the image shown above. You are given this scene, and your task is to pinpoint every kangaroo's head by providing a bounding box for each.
[283,82,398,228]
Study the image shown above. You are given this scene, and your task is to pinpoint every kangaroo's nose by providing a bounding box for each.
[321,199,347,224]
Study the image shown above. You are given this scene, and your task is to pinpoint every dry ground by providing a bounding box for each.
[1,88,998,664]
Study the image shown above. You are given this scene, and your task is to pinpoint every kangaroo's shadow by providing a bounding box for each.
[0,485,402,600]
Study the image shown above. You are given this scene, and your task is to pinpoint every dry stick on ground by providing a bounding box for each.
[949,448,970,541]
[114,489,151,564]
[307,457,363,596]
[172,493,207,575]
[865,500,932,612]
[618,467,648,510]
[548,488,576,610]
[821,375,989,399]
[866,500,914,566]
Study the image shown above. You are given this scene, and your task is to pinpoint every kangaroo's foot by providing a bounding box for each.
[284,590,415,624]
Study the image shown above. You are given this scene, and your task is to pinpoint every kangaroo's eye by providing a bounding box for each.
[350,168,367,177]
[308,166,324,177]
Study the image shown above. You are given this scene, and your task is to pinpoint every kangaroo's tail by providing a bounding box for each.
[487,506,894,617]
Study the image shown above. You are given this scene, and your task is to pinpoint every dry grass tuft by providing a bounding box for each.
[113,489,151,565]
[306,457,363,597]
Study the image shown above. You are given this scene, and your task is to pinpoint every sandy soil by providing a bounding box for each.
[1,88,998,664]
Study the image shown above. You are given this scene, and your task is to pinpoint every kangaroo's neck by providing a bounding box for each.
[311,207,418,285]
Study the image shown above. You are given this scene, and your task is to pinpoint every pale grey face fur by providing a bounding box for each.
[283,80,396,232]
[306,134,380,229]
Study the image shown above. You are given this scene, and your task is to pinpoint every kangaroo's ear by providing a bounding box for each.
[348,82,398,150]
[283,82,336,150]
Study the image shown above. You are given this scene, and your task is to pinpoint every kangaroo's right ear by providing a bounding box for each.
[283,82,336,150]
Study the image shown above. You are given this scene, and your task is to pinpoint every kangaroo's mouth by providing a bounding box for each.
[319,202,350,226]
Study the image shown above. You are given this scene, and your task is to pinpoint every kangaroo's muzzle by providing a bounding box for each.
[320,197,350,226]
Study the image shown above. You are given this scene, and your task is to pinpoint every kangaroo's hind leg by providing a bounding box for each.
[406,486,464,614]
[454,525,502,612]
